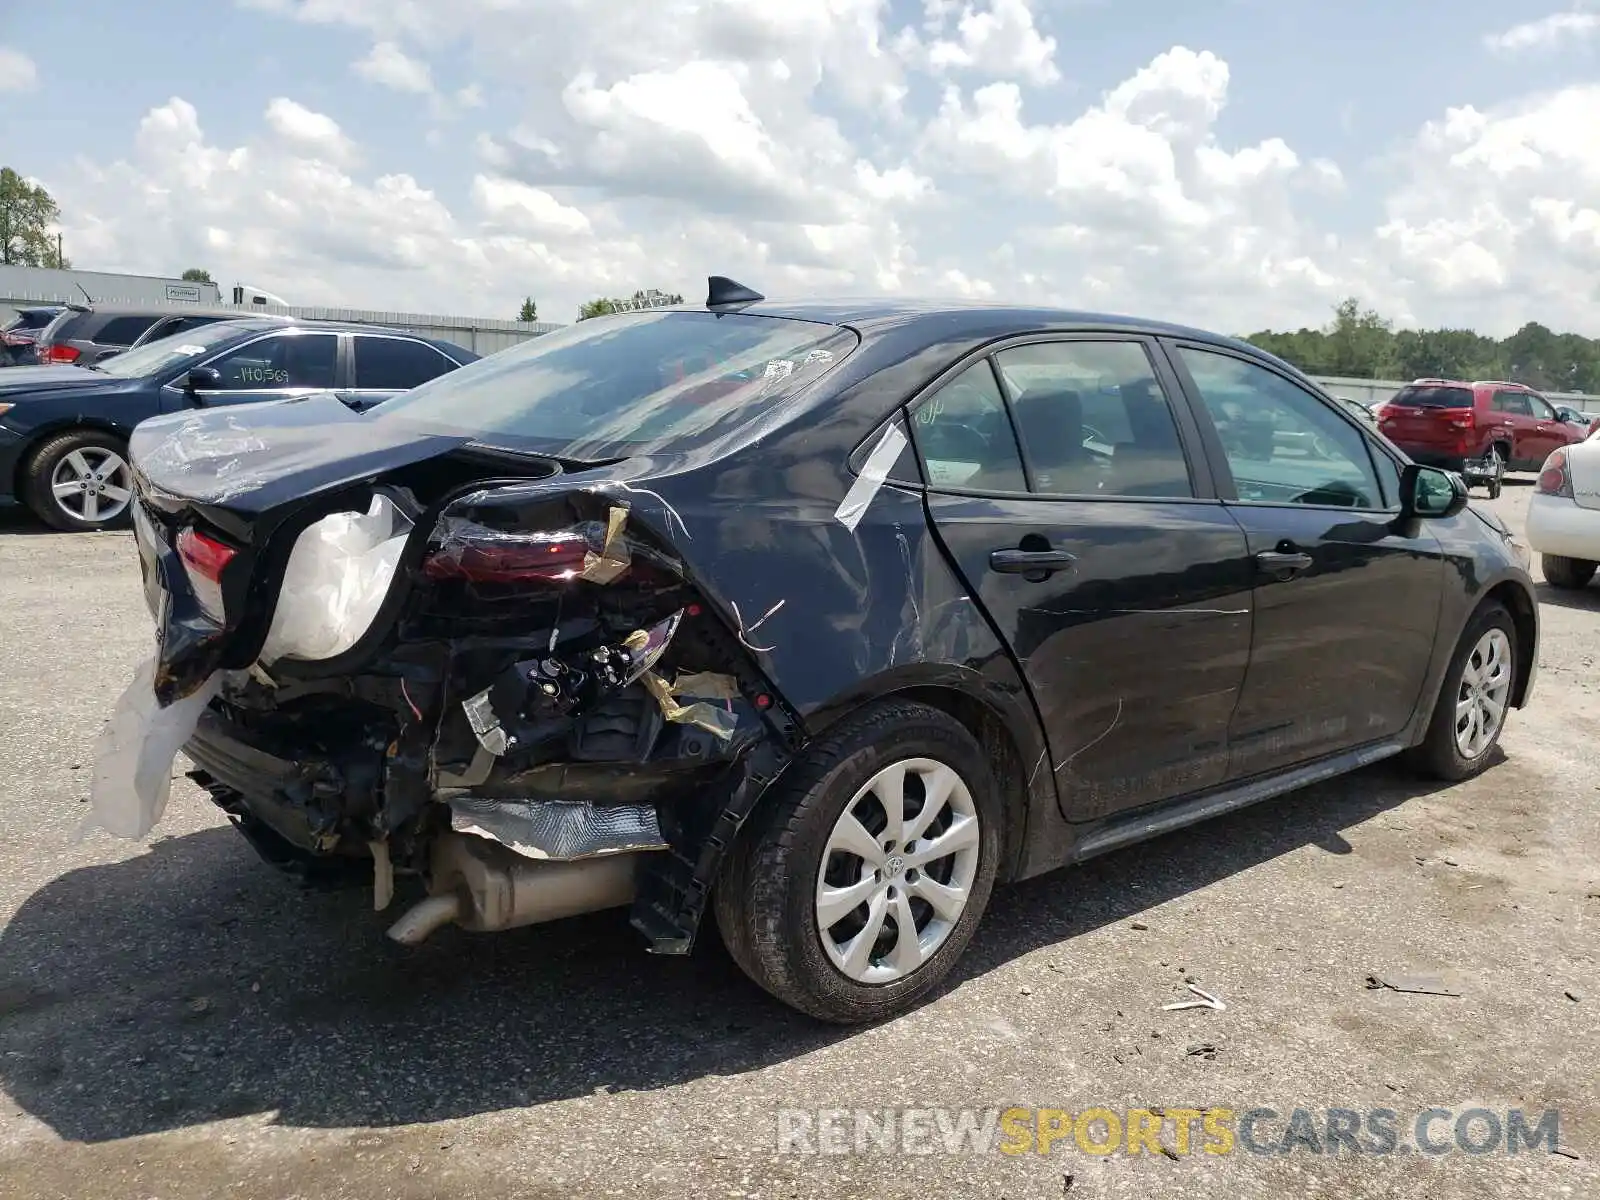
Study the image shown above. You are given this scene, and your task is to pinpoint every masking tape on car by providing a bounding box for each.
[639,671,738,740]
[834,423,908,532]
[581,505,632,583]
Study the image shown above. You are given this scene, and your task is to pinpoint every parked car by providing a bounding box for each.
[33,304,274,367]
[0,318,476,531]
[0,306,66,367]
[1375,379,1589,499]
[97,282,1539,1024]
[1332,394,1378,429]
[1526,429,1600,590]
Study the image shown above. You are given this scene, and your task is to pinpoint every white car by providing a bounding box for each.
[1526,429,1600,589]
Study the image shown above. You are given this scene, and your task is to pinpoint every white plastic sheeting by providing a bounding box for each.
[86,659,222,839]
[259,494,414,665]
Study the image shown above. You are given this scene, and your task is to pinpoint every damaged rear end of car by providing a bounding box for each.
[95,305,855,956]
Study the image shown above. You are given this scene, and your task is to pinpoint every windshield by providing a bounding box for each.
[371,310,857,459]
[94,320,262,379]
[1391,385,1473,409]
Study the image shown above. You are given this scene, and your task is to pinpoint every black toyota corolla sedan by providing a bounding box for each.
[100,278,1538,1023]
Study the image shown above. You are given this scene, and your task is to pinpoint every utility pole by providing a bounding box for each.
[56,232,62,268]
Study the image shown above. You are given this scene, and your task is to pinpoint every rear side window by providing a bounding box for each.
[353,337,457,391]
[908,362,1027,492]
[1392,385,1473,408]
[1492,390,1533,416]
[995,340,1195,498]
[44,312,91,342]
[371,310,857,460]
[89,315,162,346]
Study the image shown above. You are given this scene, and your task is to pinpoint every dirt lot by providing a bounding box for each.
[0,481,1596,1200]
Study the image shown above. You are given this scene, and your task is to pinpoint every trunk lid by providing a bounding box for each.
[128,395,560,702]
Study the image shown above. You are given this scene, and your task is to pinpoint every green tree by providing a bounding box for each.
[1324,297,1397,379]
[181,267,213,283]
[577,288,685,321]
[0,167,67,267]
[516,296,539,322]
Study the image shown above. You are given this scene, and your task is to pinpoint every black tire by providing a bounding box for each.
[714,700,1002,1024]
[1542,554,1597,590]
[1406,602,1517,782]
[22,428,134,532]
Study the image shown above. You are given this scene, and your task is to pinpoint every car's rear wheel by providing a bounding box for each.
[1542,554,1597,590]
[1407,602,1517,782]
[714,700,1001,1024]
[23,429,134,532]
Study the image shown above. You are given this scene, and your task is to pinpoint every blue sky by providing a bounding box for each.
[3,1,1598,332]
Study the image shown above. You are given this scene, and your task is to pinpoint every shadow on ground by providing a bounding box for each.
[0,761,1447,1141]
[1535,580,1600,613]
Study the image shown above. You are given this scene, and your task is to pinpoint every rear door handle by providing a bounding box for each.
[1256,549,1314,576]
[989,548,1076,575]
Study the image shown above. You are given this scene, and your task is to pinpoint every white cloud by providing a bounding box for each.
[471,175,592,235]
[47,3,1600,336]
[0,45,37,91]
[918,0,1060,85]
[263,97,356,163]
[1375,85,1600,327]
[1485,10,1600,54]
[353,41,434,93]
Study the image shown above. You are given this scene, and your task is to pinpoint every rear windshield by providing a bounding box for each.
[4,309,60,331]
[371,310,857,459]
[1391,385,1473,408]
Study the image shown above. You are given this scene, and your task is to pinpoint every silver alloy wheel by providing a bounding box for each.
[50,447,132,525]
[815,757,981,985]
[1455,628,1512,760]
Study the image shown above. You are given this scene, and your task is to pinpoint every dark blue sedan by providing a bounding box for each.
[0,317,476,530]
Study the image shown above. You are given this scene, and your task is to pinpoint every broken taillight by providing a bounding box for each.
[176,527,236,620]
[422,530,592,583]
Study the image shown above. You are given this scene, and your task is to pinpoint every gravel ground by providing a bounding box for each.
[0,480,1596,1200]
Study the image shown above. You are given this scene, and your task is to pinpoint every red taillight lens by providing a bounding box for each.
[177,527,236,621]
[177,527,236,582]
[1537,450,1573,498]
[43,343,80,363]
[422,531,591,583]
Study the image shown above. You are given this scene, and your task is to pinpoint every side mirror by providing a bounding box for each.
[185,366,222,395]
[1401,463,1468,520]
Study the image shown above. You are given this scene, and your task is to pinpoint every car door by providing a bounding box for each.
[346,334,461,409]
[1165,342,1445,778]
[187,331,340,408]
[1489,388,1540,467]
[1525,392,1571,459]
[911,336,1255,822]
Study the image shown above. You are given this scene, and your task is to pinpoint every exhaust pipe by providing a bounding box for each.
[386,831,642,946]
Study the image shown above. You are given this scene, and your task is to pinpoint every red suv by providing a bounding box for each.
[1376,378,1587,493]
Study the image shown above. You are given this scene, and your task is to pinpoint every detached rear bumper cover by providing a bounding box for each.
[91,475,804,954]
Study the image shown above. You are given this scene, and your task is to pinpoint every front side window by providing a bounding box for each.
[1179,347,1383,509]
[1528,394,1557,420]
[907,361,1027,492]
[208,333,338,390]
[354,337,457,391]
[371,310,856,460]
[995,340,1195,498]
